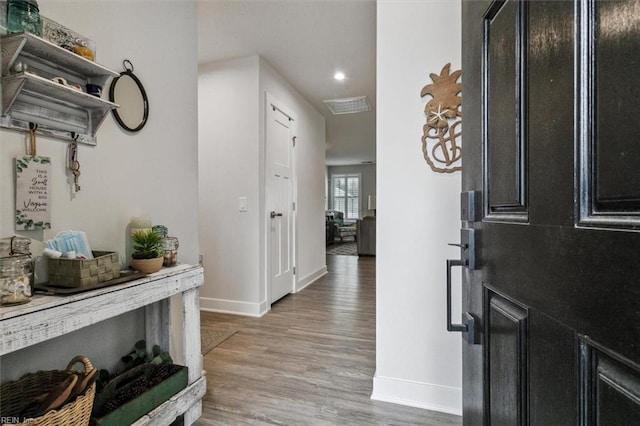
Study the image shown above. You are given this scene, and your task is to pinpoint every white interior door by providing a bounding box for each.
[266,100,294,304]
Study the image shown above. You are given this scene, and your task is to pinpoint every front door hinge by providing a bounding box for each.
[293,266,296,275]
[292,136,297,147]
[293,202,296,211]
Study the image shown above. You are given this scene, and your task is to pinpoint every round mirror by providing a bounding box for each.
[109,60,149,132]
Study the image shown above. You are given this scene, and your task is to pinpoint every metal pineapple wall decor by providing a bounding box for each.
[420,63,462,173]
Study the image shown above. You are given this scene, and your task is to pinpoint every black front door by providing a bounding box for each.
[460,1,640,424]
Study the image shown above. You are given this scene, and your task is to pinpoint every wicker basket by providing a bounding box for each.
[0,356,96,426]
[47,251,120,288]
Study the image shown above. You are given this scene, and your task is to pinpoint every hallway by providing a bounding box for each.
[195,255,462,425]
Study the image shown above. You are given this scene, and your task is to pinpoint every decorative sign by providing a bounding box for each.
[15,156,52,230]
[420,63,462,173]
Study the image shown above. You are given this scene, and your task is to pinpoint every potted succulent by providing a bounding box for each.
[131,229,164,274]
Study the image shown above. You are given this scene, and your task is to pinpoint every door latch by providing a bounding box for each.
[448,228,476,270]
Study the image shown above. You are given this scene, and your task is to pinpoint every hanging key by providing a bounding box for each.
[69,136,81,192]
[70,160,81,192]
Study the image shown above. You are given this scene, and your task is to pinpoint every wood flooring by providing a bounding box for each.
[195,255,462,426]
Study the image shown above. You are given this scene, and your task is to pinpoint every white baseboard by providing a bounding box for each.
[295,265,327,292]
[200,297,268,317]
[371,374,462,416]
[200,265,326,316]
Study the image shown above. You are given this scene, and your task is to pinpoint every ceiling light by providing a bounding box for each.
[323,96,371,115]
[334,72,345,81]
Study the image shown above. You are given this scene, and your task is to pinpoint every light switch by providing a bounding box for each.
[239,197,248,212]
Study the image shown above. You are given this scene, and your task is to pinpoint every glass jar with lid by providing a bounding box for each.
[0,236,31,256]
[7,0,42,37]
[161,236,179,267]
[0,254,33,305]
[12,236,31,255]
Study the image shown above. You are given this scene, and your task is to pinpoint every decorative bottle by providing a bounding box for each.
[152,225,179,267]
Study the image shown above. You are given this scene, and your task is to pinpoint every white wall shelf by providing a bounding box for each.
[0,264,205,425]
[0,32,119,145]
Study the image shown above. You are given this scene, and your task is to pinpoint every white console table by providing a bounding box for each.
[0,264,205,425]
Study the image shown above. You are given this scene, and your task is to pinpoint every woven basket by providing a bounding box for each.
[48,251,120,288]
[0,356,96,426]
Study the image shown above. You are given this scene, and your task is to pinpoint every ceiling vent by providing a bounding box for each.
[323,96,371,115]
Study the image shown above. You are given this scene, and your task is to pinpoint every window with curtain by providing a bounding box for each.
[331,174,360,221]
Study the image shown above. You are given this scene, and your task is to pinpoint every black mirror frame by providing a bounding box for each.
[109,61,149,133]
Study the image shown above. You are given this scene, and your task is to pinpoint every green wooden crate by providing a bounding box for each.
[91,365,188,426]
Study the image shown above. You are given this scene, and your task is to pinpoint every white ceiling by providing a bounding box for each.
[197,0,376,166]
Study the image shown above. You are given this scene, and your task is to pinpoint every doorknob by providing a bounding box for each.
[445,228,479,345]
[270,211,283,219]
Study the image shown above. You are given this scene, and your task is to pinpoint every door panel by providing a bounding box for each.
[580,340,640,424]
[485,290,528,426]
[594,1,640,212]
[271,173,291,278]
[461,0,640,424]
[485,0,527,220]
[579,0,640,223]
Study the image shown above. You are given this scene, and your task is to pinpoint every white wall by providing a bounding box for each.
[198,55,326,316]
[327,164,377,218]
[258,58,327,294]
[374,0,463,415]
[198,56,262,313]
[1,1,199,380]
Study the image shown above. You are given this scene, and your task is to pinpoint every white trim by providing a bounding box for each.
[295,265,328,292]
[371,373,462,416]
[199,265,326,319]
[199,297,269,317]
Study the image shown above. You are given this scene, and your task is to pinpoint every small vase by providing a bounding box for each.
[131,257,163,274]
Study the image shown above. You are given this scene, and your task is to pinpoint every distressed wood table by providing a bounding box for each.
[0,264,205,425]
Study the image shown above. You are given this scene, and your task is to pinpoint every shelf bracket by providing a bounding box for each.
[0,36,27,76]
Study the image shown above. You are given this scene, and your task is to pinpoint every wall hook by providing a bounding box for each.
[28,122,38,156]
[123,59,134,72]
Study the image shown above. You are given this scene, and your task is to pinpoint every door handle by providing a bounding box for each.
[445,228,479,344]
[446,259,467,333]
[270,211,283,219]
[446,259,479,344]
